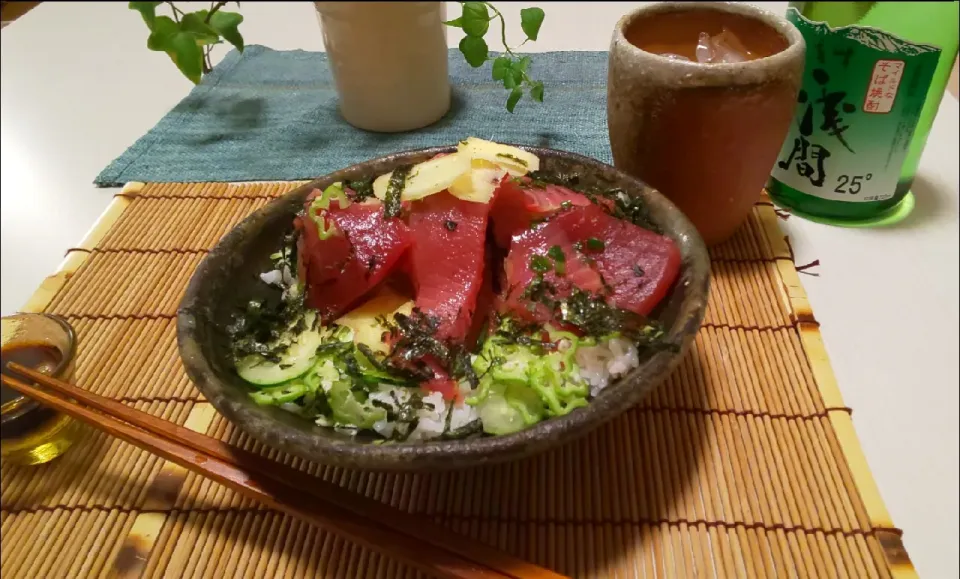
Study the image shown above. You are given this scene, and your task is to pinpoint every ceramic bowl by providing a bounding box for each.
[177,146,710,471]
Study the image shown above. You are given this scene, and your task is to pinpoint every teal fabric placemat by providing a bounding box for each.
[95,46,610,187]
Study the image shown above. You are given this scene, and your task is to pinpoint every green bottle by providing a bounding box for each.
[767,1,959,222]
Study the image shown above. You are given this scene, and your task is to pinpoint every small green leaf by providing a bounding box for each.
[491,56,511,81]
[515,56,532,73]
[442,16,464,28]
[168,32,204,84]
[461,2,490,37]
[180,11,220,45]
[129,1,162,27]
[506,87,523,113]
[507,65,523,89]
[209,11,244,52]
[459,36,488,68]
[530,80,544,102]
[502,64,519,89]
[520,7,545,41]
[146,15,179,51]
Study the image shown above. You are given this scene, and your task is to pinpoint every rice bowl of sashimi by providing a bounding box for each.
[178,139,709,470]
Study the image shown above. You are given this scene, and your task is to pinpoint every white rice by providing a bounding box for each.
[575,337,640,397]
[368,383,481,442]
[260,266,299,301]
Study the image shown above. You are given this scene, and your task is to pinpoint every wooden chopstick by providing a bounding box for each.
[2,363,566,579]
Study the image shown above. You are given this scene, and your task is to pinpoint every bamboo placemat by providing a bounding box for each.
[1,181,916,579]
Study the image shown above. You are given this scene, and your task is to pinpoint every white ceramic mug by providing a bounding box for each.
[315,2,451,133]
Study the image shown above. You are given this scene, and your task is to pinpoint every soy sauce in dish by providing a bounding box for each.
[1,343,63,439]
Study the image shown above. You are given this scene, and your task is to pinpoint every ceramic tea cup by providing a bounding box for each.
[607,2,805,246]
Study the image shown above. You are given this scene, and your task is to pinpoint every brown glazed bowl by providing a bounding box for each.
[177,146,710,471]
[607,1,804,246]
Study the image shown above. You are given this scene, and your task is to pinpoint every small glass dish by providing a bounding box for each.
[1,313,81,466]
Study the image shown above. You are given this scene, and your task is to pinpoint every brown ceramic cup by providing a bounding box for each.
[608,2,805,246]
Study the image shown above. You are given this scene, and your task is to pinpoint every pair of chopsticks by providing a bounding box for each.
[1,363,566,579]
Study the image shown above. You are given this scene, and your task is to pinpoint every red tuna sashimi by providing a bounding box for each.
[298,200,411,320]
[587,210,681,316]
[501,204,681,321]
[408,192,490,341]
[501,214,605,323]
[489,177,593,248]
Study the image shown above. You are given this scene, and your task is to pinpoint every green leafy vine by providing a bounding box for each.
[130,1,545,113]
[444,2,546,112]
[129,1,244,84]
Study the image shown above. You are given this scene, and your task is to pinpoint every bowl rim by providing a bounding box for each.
[177,144,710,470]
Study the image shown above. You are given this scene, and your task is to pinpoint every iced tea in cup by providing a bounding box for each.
[607,2,805,245]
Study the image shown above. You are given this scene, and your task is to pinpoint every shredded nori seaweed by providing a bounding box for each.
[345,177,376,202]
[383,164,412,219]
[226,232,306,363]
[525,170,661,234]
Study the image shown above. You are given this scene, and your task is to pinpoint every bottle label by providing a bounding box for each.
[770,8,941,202]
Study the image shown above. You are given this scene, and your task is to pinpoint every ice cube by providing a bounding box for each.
[696,32,714,63]
[695,28,753,64]
[712,28,752,63]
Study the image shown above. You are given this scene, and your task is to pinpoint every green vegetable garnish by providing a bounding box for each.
[250,382,310,406]
[328,380,386,429]
[547,245,566,276]
[310,182,350,211]
[585,238,605,252]
[467,317,590,435]
[311,214,338,240]
[308,183,350,240]
[530,255,551,274]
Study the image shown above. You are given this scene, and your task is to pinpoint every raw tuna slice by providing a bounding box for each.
[489,177,593,248]
[502,216,605,323]
[408,192,490,341]
[587,209,682,316]
[298,200,411,321]
[501,204,681,321]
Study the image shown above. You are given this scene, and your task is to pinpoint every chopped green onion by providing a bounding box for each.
[547,246,566,276]
[310,213,339,240]
[310,182,350,212]
[586,238,605,252]
[530,255,551,274]
[308,183,349,240]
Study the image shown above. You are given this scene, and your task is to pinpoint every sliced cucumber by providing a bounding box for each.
[250,382,310,406]
[236,328,325,386]
[477,392,526,435]
[328,380,386,429]
[353,346,411,386]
